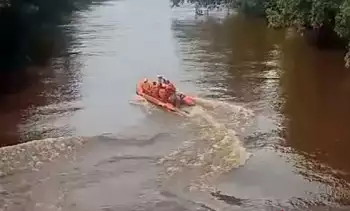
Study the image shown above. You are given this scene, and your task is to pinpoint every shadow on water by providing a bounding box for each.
[279,34,350,185]
[215,17,350,190]
[0,0,110,146]
[171,14,285,103]
[171,9,350,208]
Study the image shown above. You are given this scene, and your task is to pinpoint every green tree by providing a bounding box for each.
[264,0,350,67]
[334,0,350,67]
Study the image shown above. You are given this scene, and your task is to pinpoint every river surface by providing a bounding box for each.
[2,0,350,210]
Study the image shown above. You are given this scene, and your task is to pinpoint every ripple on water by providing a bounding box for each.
[0,136,87,177]
[159,98,254,192]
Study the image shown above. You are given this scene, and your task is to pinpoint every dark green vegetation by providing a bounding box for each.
[262,0,350,67]
[174,0,350,67]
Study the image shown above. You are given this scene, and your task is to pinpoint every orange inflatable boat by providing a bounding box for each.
[136,79,195,114]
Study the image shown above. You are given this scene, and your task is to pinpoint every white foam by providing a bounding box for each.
[160,97,254,191]
[0,136,87,177]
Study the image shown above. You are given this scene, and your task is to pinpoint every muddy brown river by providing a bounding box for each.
[1,0,350,210]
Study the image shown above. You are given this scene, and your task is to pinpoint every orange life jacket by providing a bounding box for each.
[165,83,176,99]
[158,88,167,102]
[142,81,151,95]
[150,83,160,98]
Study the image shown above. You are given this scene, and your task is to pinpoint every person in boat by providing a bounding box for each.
[164,79,181,108]
[158,85,168,102]
[157,75,167,88]
[150,81,160,98]
[142,78,152,95]
[155,76,168,102]
[165,79,175,92]
[154,76,180,106]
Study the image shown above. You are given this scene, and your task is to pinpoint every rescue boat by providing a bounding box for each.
[136,79,195,114]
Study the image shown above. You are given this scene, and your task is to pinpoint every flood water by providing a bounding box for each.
[1,0,350,210]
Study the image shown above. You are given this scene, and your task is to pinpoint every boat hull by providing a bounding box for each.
[136,80,195,113]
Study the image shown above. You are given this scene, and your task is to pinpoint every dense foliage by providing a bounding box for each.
[264,0,350,66]
[174,0,350,67]
[265,0,350,67]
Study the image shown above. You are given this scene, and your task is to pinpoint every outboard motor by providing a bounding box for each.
[178,93,195,106]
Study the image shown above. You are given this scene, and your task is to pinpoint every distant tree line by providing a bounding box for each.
[172,0,350,67]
